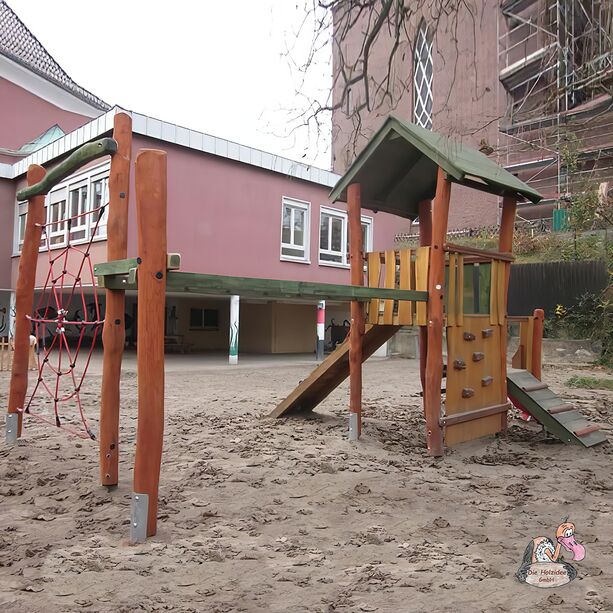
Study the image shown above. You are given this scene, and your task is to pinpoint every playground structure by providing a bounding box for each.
[4,114,606,543]
[269,117,607,451]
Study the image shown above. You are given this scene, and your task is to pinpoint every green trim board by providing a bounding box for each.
[507,368,607,448]
[329,116,542,219]
[96,264,428,303]
[16,138,118,201]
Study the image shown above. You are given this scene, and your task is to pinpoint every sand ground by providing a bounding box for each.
[0,353,612,613]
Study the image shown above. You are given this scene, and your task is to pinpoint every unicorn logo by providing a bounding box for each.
[516,518,585,588]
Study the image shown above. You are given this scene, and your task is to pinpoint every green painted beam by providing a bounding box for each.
[94,258,138,276]
[99,269,428,302]
[16,138,118,201]
[93,254,181,276]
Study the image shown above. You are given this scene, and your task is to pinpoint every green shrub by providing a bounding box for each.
[554,291,613,366]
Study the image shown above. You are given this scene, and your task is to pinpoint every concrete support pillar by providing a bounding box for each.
[229,295,240,365]
[316,300,325,361]
[9,291,16,339]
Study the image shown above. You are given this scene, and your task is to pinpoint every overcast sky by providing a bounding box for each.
[9,0,332,168]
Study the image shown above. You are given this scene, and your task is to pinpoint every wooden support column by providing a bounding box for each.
[498,195,517,431]
[100,112,132,486]
[6,165,46,443]
[424,169,450,457]
[347,182,364,440]
[418,199,432,403]
[131,150,167,541]
[531,308,544,381]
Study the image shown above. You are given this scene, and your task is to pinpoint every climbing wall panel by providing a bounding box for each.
[444,315,508,446]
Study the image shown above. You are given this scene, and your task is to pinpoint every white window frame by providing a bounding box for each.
[90,172,110,239]
[46,188,67,248]
[413,21,433,130]
[280,197,310,263]
[13,161,111,255]
[67,179,89,243]
[361,215,374,252]
[15,202,27,252]
[319,207,375,268]
[319,206,349,268]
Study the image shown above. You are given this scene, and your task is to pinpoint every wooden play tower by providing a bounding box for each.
[271,116,544,455]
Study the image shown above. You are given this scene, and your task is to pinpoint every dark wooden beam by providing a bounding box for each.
[424,167,450,457]
[7,164,46,440]
[498,195,518,432]
[444,243,514,262]
[99,113,131,488]
[348,182,364,440]
[440,403,510,427]
[132,149,167,540]
[418,199,431,404]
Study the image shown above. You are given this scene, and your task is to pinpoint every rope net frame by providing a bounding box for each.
[20,201,107,440]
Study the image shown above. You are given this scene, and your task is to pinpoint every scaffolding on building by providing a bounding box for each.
[497,0,613,217]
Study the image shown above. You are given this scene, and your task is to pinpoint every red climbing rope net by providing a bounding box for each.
[20,201,107,440]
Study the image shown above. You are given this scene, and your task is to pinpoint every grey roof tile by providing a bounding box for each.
[0,0,109,111]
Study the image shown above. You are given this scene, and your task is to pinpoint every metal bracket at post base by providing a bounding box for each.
[349,412,360,441]
[130,492,149,543]
[5,414,18,445]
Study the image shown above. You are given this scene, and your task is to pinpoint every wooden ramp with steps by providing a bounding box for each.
[507,368,607,447]
[269,324,401,418]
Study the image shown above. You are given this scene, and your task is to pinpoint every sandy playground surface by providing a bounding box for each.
[1,353,612,612]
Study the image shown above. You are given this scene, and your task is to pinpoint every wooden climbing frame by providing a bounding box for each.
[7,114,552,545]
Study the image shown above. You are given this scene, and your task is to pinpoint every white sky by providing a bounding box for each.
[8,0,333,168]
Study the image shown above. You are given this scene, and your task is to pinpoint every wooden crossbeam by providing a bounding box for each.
[444,242,514,262]
[94,254,181,277]
[440,403,510,427]
[98,267,429,303]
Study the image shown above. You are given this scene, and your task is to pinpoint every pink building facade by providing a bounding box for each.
[0,0,405,355]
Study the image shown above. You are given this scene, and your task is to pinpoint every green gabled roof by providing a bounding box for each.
[330,116,542,219]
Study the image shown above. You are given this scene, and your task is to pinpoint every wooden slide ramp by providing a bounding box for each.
[507,368,607,447]
[269,324,401,418]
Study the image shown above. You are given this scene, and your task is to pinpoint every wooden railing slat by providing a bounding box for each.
[398,249,413,325]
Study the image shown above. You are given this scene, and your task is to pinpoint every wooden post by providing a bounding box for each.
[100,112,132,486]
[424,169,450,457]
[347,182,364,440]
[531,308,544,381]
[131,150,167,541]
[499,195,517,431]
[6,165,46,443]
[418,199,432,401]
